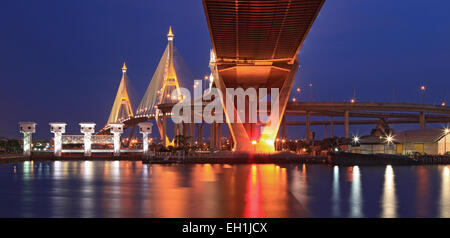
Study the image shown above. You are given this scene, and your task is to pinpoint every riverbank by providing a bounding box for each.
[1,152,450,166]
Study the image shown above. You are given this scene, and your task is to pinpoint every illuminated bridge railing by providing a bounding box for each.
[62,135,114,145]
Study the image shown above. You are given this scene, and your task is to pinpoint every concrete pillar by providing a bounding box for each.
[344,110,349,138]
[305,111,311,142]
[79,122,96,157]
[162,115,167,147]
[139,122,153,155]
[210,122,216,150]
[50,122,67,157]
[109,123,124,157]
[330,116,334,138]
[189,123,195,146]
[419,112,426,129]
[217,123,222,149]
[19,122,36,157]
[197,123,204,146]
[183,122,188,139]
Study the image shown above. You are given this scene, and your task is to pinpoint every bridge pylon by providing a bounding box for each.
[136,26,183,146]
[106,62,134,126]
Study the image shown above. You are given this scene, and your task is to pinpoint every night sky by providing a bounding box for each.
[1,0,450,139]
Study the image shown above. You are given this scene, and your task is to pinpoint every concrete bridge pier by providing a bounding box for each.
[216,123,222,149]
[420,112,426,129]
[210,122,216,151]
[197,123,204,146]
[344,110,349,138]
[306,111,311,142]
[162,115,167,147]
[330,116,334,138]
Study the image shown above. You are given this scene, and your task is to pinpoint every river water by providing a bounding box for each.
[0,161,449,218]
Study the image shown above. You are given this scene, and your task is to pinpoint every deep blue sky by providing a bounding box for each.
[1,0,450,139]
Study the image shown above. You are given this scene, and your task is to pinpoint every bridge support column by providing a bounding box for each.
[50,122,67,157]
[197,123,204,148]
[419,112,426,129]
[217,123,221,149]
[183,122,188,140]
[210,122,216,151]
[189,123,195,146]
[80,123,96,157]
[139,122,153,155]
[162,115,167,147]
[19,122,36,157]
[344,110,349,138]
[330,116,334,138]
[109,123,124,157]
[306,111,311,142]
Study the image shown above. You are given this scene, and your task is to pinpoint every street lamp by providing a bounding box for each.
[384,135,394,154]
[420,84,426,104]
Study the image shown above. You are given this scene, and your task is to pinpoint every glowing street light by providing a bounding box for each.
[350,98,356,104]
[293,98,296,102]
[353,136,360,144]
[442,102,447,107]
[296,88,301,93]
[386,135,394,143]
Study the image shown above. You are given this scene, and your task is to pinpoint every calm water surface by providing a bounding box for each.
[0,161,449,218]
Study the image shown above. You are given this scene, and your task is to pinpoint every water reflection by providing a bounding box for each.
[349,166,363,218]
[381,165,397,218]
[332,166,340,217]
[4,162,450,217]
[416,167,430,217]
[440,167,450,218]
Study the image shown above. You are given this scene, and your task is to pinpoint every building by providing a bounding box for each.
[395,128,450,155]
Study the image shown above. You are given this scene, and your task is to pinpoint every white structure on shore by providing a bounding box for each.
[80,122,96,157]
[18,122,36,157]
[49,122,67,157]
[109,123,124,157]
[139,122,153,155]
[395,128,450,155]
[19,121,155,157]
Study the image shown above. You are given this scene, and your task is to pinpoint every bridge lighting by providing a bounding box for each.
[420,85,426,91]
[251,140,257,145]
[353,136,360,143]
[442,102,447,107]
[296,88,301,93]
[350,98,356,104]
[293,98,296,102]
[265,139,274,145]
[204,75,209,80]
[445,128,450,134]
[385,135,394,144]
